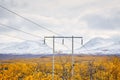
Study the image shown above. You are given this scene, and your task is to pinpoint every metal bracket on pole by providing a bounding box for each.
[44,38,46,44]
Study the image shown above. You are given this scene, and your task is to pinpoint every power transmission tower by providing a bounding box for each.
[44,36,83,80]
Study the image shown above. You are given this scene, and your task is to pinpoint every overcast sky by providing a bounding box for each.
[0,0,120,44]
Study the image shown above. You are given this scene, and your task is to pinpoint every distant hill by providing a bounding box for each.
[0,40,52,54]
[0,54,52,60]
[0,37,120,55]
[76,37,120,55]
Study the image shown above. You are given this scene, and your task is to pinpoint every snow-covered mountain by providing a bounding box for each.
[76,37,120,55]
[0,37,120,55]
[0,40,52,54]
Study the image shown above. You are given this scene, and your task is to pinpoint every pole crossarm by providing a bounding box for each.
[44,36,83,38]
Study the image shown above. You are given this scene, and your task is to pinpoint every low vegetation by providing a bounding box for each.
[0,55,120,80]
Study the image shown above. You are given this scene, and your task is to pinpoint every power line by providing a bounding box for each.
[0,5,82,45]
[0,32,91,52]
[0,23,43,39]
[0,5,60,35]
[0,30,70,49]
[81,45,89,51]
[0,24,72,49]
[0,33,69,48]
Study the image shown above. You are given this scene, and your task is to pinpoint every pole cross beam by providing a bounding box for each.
[44,36,83,80]
[45,36,83,38]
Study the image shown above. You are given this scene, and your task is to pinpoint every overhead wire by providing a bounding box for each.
[0,5,60,36]
[0,5,94,71]
[0,24,71,49]
[0,23,43,39]
[0,4,88,54]
[0,24,62,46]
[0,5,82,45]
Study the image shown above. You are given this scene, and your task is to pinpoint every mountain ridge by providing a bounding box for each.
[0,37,120,55]
[76,37,120,54]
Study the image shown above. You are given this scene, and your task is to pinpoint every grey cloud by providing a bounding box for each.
[0,26,12,33]
[0,7,14,19]
[0,0,120,39]
[0,0,38,33]
[0,0,17,23]
[82,12,120,30]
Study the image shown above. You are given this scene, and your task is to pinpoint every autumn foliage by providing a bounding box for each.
[0,55,120,80]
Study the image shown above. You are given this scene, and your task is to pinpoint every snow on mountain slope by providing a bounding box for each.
[76,37,120,54]
[82,37,113,50]
[0,37,120,55]
[95,42,120,54]
[0,40,52,54]
[0,42,19,49]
